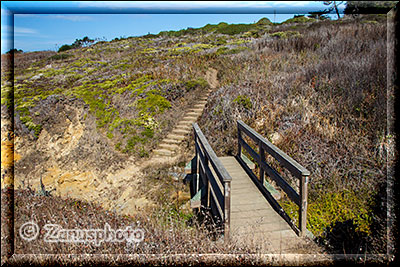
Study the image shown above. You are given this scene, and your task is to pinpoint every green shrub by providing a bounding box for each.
[282,15,316,24]
[138,146,149,158]
[216,23,255,35]
[106,132,114,139]
[135,93,171,116]
[58,44,73,52]
[216,47,230,55]
[184,78,208,91]
[256,17,273,25]
[141,127,154,139]
[212,37,228,45]
[6,48,23,55]
[115,142,122,151]
[49,53,72,60]
[233,95,253,109]
[270,31,301,39]
[1,86,13,108]
[20,116,42,137]
[280,190,373,237]
[216,46,249,55]
[124,135,143,153]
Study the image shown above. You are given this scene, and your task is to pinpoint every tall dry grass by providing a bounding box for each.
[199,17,389,254]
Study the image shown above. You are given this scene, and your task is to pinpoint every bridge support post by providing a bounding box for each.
[224,180,231,242]
[237,121,242,158]
[205,157,210,207]
[299,175,308,237]
[192,159,198,192]
[259,141,265,183]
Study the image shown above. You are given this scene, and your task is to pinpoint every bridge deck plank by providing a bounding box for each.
[218,156,306,253]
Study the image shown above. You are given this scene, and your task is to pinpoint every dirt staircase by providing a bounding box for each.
[151,68,218,160]
[152,89,212,157]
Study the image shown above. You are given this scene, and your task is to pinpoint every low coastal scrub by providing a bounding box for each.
[2,13,393,257]
[198,15,390,254]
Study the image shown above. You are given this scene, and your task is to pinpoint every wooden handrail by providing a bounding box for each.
[238,121,310,178]
[192,123,232,241]
[236,120,310,237]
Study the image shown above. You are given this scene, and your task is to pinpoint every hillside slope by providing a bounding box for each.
[1,14,394,257]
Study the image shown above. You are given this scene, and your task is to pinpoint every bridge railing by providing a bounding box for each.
[236,120,310,237]
[191,123,232,241]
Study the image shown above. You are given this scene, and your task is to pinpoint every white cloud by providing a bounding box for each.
[15,14,93,21]
[14,26,38,34]
[14,14,40,18]
[1,25,38,37]
[47,14,93,21]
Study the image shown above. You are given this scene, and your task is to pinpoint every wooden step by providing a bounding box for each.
[153,149,175,156]
[188,108,203,113]
[181,115,198,121]
[178,121,196,128]
[163,138,182,145]
[166,133,186,140]
[186,111,202,117]
[172,128,190,135]
[176,123,192,129]
[182,115,198,121]
[159,143,179,150]
[192,105,206,110]
[175,126,191,132]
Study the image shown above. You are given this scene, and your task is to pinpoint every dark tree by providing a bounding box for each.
[344,1,398,14]
[6,48,23,55]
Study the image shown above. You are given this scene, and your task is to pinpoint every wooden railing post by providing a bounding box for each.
[259,141,265,183]
[299,174,309,237]
[192,133,199,193]
[237,121,242,158]
[224,180,231,242]
[236,120,310,237]
[205,156,210,207]
[192,123,232,242]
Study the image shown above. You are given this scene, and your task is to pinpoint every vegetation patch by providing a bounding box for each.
[233,95,253,110]
[49,53,73,61]
[216,46,249,55]
[270,31,301,39]
[280,189,373,238]
[135,93,171,116]
[281,15,316,24]
[19,115,42,137]
[4,13,391,256]
[184,78,209,91]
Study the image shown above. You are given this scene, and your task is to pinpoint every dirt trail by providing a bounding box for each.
[148,67,218,161]
[114,67,219,215]
[4,68,219,218]
[205,68,219,89]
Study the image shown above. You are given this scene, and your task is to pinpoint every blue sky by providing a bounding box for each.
[1,1,345,54]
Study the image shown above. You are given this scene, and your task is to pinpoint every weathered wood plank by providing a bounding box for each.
[192,123,232,241]
[219,156,310,253]
[237,120,310,178]
[262,160,301,206]
[193,123,232,183]
[239,138,301,206]
[231,220,292,233]
[230,209,277,218]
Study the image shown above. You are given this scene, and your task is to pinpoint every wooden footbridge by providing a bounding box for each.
[187,120,311,253]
